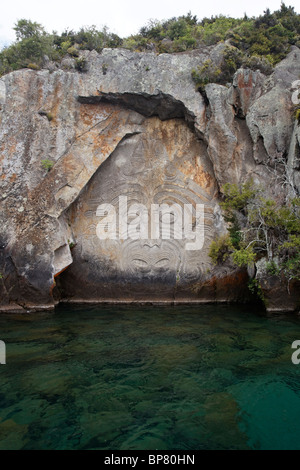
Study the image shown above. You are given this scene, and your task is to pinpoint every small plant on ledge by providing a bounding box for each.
[41,159,54,172]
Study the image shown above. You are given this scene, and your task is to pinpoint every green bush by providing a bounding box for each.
[41,159,54,171]
[266,260,280,276]
[248,278,264,301]
[232,246,256,267]
[208,180,300,291]
[242,55,273,74]
[191,60,222,90]
[27,62,40,70]
[191,45,269,90]
[0,4,299,77]
[221,180,256,211]
[67,46,79,57]
[0,19,55,75]
[75,56,87,72]
[208,234,233,264]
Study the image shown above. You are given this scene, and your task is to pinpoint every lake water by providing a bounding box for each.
[1,303,300,450]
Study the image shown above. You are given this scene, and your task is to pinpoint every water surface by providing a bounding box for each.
[1,303,300,450]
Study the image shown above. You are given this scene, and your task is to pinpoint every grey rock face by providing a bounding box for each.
[0,46,299,312]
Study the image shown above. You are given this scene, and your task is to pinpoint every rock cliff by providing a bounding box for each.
[0,45,299,312]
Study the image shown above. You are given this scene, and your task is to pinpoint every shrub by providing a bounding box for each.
[191,60,222,90]
[248,278,264,301]
[209,234,233,264]
[222,45,244,75]
[209,180,300,294]
[75,57,87,72]
[192,46,247,90]
[27,62,40,70]
[67,46,79,57]
[242,55,273,75]
[221,180,256,212]
[266,259,281,276]
[41,159,54,171]
[232,246,256,267]
[0,5,299,78]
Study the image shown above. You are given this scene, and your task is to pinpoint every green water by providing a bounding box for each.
[1,304,300,450]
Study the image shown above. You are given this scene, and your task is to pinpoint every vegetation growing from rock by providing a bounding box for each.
[191,45,274,90]
[41,158,54,171]
[0,4,299,77]
[209,181,300,294]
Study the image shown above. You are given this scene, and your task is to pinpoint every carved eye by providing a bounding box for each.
[155,258,170,267]
[132,259,148,268]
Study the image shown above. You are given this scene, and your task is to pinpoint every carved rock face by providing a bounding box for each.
[1,46,300,311]
[59,115,222,301]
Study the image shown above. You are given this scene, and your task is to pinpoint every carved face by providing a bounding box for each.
[66,116,219,293]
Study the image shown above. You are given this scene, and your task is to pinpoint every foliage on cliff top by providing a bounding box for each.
[0,4,299,77]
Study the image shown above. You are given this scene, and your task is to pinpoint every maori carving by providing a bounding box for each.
[62,112,223,300]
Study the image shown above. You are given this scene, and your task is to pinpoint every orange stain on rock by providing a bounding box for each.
[178,157,214,189]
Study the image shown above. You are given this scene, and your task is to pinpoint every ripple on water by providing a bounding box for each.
[0,304,300,449]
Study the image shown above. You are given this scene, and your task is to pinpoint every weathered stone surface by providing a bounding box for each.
[256,258,300,312]
[0,45,299,312]
[58,116,221,302]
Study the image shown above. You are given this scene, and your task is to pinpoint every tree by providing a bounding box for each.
[209,181,300,295]
[14,19,45,41]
